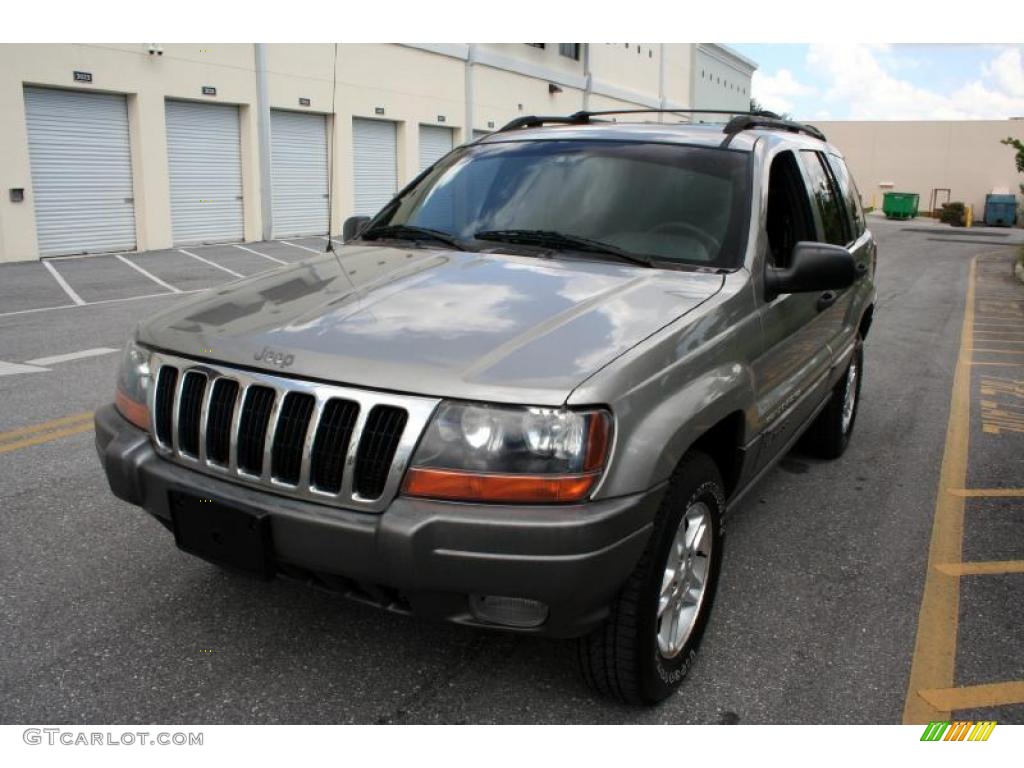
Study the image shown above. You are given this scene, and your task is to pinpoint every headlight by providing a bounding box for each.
[114,339,152,431]
[402,401,612,503]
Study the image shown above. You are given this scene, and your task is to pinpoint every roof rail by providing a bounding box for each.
[496,114,592,132]
[496,108,782,134]
[721,115,826,146]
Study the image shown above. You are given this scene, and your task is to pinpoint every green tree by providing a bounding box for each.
[1001,137,1024,195]
[1001,137,1024,173]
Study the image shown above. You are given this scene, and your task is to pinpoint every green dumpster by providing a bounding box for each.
[882,192,920,219]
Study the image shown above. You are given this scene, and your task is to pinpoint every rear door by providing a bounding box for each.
[798,150,869,366]
[824,153,874,362]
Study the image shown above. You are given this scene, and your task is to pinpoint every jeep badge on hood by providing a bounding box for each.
[254,347,294,369]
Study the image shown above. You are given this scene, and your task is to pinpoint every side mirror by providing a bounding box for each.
[342,215,370,243]
[765,241,856,298]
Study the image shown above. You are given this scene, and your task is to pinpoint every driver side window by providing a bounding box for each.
[765,151,814,269]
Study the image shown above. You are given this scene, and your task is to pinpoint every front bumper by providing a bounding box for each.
[95,404,663,638]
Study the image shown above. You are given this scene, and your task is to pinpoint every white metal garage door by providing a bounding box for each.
[418,125,454,173]
[165,100,244,244]
[352,118,397,218]
[24,87,137,257]
[270,110,329,238]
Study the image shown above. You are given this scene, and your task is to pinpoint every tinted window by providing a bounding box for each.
[798,150,849,246]
[826,154,866,238]
[765,151,815,269]
[377,140,752,268]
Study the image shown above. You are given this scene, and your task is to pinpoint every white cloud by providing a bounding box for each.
[983,47,1024,98]
[805,43,1024,120]
[750,68,816,114]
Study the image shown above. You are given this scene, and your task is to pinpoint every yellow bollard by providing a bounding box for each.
[965,204,973,228]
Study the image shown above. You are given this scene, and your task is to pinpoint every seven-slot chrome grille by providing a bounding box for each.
[147,351,439,513]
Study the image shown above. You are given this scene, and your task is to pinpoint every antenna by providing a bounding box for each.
[325,43,339,260]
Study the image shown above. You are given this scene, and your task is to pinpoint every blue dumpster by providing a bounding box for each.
[984,194,1017,227]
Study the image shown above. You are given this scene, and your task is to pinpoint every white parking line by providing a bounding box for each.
[0,289,205,320]
[278,240,324,254]
[25,347,120,366]
[41,260,85,306]
[233,244,287,265]
[114,254,182,293]
[0,360,49,376]
[177,248,245,278]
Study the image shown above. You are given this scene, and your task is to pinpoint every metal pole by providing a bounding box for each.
[254,43,273,241]
[465,44,476,141]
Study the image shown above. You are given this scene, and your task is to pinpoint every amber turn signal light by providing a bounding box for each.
[402,468,600,504]
[115,387,150,431]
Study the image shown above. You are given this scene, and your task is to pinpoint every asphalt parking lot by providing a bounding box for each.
[1,219,1022,724]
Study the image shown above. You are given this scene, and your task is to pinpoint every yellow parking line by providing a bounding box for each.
[919,681,1024,711]
[935,560,1024,576]
[0,411,94,442]
[0,412,95,454]
[947,488,1024,497]
[902,257,975,725]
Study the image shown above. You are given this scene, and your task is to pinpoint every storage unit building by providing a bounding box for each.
[352,118,398,218]
[270,110,329,238]
[165,100,244,245]
[418,124,455,172]
[23,87,137,256]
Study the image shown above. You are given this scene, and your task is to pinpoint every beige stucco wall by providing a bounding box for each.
[0,42,718,263]
[815,120,1024,216]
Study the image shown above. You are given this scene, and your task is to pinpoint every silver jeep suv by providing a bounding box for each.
[96,111,876,704]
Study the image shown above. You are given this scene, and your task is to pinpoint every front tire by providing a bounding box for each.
[575,451,725,704]
[801,338,863,459]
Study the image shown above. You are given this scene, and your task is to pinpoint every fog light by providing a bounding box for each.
[469,594,549,628]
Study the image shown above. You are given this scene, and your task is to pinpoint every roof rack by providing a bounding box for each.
[496,108,781,134]
[495,109,827,147]
[721,115,826,145]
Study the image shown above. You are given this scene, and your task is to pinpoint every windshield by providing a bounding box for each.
[367,139,751,268]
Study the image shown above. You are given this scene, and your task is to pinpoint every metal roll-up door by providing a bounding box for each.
[24,87,137,257]
[270,110,328,238]
[352,118,397,218]
[418,125,454,172]
[165,100,244,244]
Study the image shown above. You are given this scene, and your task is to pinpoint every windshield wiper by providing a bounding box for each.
[360,224,467,250]
[474,229,654,268]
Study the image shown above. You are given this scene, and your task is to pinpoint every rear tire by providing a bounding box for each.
[574,451,725,704]
[801,338,863,460]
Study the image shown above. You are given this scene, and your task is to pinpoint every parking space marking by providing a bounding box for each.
[904,250,1024,723]
[278,240,323,254]
[902,256,975,724]
[41,260,85,306]
[25,347,119,366]
[0,411,94,454]
[919,681,1024,712]
[935,560,1024,576]
[114,254,181,293]
[947,488,1024,498]
[178,248,244,278]
[0,289,206,320]
[0,360,49,376]
[232,244,287,265]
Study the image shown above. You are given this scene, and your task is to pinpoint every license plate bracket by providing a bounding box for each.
[170,491,274,579]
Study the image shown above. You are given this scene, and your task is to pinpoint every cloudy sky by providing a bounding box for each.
[731,43,1024,121]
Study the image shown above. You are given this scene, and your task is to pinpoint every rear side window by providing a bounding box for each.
[798,150,850,246]
[825,154,866,238]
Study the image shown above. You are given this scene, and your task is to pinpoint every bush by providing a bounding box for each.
[940,201,966,227]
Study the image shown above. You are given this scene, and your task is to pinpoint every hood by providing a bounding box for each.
[137,245,724,405]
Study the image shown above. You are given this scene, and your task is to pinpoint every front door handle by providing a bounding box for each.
[817,290,837,311]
